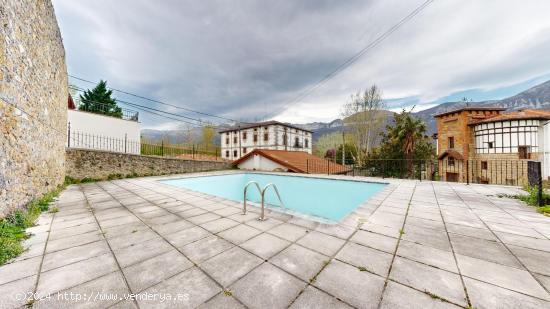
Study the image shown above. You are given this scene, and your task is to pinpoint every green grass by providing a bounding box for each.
[0,185,65,265]
[538,205,550,216]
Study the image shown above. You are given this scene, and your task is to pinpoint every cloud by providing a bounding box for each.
[53,0,550,127]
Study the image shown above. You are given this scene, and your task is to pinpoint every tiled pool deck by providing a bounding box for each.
[1,171,550,308]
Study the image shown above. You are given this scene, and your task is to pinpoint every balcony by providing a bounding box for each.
[74,98,139,122]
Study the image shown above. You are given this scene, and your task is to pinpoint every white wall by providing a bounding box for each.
[237,154,289,172]
[542,121,550,179]
[67,110,141,154]
[221,124,313,160]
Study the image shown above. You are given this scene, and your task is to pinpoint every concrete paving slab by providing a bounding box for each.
[198,292,245,309]
[270,244,328,281]
[231,263,307,309]
[181,235,234,263]
[123,250,193,293]
[200,218,240,234]
[449,233,521,268]
[240,233,290,259]
[45,231,103,253]
[0,256,42,285]
[289,286,352,309]
[0,275,36,309]
[187,213,222,225]
[380,281,460,309]
[456,254,549,300]
[113,238,173,268]
[164,226,211,248]
[314,260,385,309]
[396,240,458,273]
[297,231,346,256]
[350,230,398,254]
[336,242,392,276]
[36,253,118,297]
[267,223,310,242]
[508,244,550,276]
[218,224,262,244]
[201,247,263,287]
[137,267,220,308]
[389,257,467,306]
[465,277,550,309]
[107,229,160,250]
[42,240,110,272]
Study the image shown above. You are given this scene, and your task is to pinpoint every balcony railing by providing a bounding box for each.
[74,99,139,122]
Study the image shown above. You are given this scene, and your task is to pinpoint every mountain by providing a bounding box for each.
[141,79,550,144]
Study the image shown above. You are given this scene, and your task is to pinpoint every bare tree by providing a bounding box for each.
[342,84,386,165]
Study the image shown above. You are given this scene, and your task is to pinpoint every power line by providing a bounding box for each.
[265,0,435,119]
[68,74,254,125]
[69,85,227,128]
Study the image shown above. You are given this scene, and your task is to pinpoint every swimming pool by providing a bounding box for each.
[161,173,386,222]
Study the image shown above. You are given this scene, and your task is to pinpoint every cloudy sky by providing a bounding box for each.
[53,0,550,129]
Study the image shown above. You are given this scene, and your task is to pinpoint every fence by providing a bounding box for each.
[74,99,139,122]
[307,158,540,187]
[67,130,222,160]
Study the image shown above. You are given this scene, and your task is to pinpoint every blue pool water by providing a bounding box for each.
[161,173,386,222]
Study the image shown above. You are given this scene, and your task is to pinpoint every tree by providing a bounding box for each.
[79,80,122,118]
[342,85,386,165]
[201,124,216,152]
[373,108,435,176]
[336,143,358,165]
[314,132,344,157]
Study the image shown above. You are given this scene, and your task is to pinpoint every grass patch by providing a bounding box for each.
[538,205,550,216]
[399,228,405,235]
[357,266,368,272]
[223,289,232,296]
[0,185,65,265]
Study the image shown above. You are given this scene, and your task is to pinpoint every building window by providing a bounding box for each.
[225,150,229,158]
[481,161,488,170]
[243,147,247,154]
[305,138,309,148]
[233,136,238,144]
[242,132,247,140]
[294,137,300,147]
[448,137,454,149]
[487,142,494,149]
[448,157,455,167]
[233,150,238,157]
[518,146,529,159]
[264,133,268,141]
[253,134,258,142]
[225,138,229,145]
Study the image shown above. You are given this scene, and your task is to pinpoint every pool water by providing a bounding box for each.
[161,173,386,222]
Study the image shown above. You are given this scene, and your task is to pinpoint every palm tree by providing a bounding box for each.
[391,108,426,176]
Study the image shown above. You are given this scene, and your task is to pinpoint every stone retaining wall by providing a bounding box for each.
[0,0,68,217]
[65,148,231,180]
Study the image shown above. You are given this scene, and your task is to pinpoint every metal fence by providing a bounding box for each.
[74,99,139,121]
[308,158,539,187]
[67,130,222,160]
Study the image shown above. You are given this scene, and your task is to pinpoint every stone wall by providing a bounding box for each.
[65,149,231,180]
[0,1,68,217]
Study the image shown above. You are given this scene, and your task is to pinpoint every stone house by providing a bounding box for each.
[219,121,313,160]
[435,107,550,184]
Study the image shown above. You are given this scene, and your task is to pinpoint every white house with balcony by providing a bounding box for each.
[219,121,313,160]
[66,95,141,154]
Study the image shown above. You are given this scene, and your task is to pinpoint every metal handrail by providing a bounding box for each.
[243,181,262,215]
[259,183,284,221]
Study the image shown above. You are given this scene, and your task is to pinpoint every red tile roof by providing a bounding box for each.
[232,149,351,174]
[433,106,506,118]
[469,109,550,125]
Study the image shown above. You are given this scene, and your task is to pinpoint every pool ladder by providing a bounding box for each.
[243,181,285,221]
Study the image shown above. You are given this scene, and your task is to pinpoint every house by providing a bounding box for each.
[232,149,350,174]
[219,121,313,160]
[434,107,505,182]
[67,95,141,154]
[435,107,550,183]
